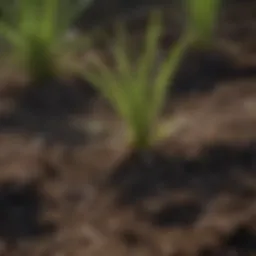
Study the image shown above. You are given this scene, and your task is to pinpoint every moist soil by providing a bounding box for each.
[0,1,256,256]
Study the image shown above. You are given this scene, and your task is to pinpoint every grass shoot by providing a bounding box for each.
[0,0,94,81]
[83,11,191,150]
[186,0,222,48]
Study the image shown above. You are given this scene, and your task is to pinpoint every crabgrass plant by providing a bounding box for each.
[83,11,192,150]
[186,0,222,48]
[0,0,94,82]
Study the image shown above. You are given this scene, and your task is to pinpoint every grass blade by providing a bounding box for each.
[40,0,58,43]
[136,10,162,98]
[0,22,23,48]
[186,0,222,46]
[150,33,191,131]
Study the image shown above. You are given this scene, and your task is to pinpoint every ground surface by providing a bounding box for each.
[0,1,256,256]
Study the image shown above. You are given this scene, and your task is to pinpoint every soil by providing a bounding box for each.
[0,1,256,256]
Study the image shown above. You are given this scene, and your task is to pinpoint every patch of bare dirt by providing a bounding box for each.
[0,1,256,255]
[0,77,255,255]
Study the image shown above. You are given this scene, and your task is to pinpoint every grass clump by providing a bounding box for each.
[0,0,93,81]
[83,11,191,150]
[186,0,222,48]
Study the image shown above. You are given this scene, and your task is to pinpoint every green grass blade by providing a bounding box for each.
[113,23,132,78]
[133,10,163,140]
[84,69,119,105]
[186,0,222,46]
[112,23,144,129]
[18,0,38,36]
[40,0,58,43]
[84,57,132,122]
[0,22,24,49]
[150,34,191,126]
[136,10,162,98]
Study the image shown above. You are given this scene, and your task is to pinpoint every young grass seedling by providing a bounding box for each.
[83,11,191,150]
[0,0,93,81]
[186,0,222,48]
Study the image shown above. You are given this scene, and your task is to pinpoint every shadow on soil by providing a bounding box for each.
[119,225,256,255]
[171,49,256,96]
[0,78,97,146]
[0,182,55,246]
[108,141,256,225]
[200,226,256,255]
[108,142,256,254]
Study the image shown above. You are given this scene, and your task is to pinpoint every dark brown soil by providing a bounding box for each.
[0,1,256,256]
